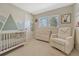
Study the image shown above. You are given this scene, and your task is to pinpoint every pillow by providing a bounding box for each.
[58,27,71,39]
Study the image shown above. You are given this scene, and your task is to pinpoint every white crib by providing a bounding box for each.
[0,31,26,55]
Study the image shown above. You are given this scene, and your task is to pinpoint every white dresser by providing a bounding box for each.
[76,27,79,51]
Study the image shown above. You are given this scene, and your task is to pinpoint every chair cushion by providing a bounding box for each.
[58,27,72,39]
[51,38,65,46]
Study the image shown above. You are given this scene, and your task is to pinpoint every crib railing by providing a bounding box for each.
[0,31,26,55]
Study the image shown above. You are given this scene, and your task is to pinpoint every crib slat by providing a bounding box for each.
[0,31,26,55]
[0,34,2,52]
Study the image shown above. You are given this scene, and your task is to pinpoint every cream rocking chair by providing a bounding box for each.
[49,27,74,55]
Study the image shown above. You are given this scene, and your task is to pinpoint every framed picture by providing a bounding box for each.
[35,19,38,22]
[61,13,71,23]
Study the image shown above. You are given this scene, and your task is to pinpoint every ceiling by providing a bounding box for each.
[13,3,73,15]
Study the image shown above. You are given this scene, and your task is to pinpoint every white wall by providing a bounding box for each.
[34,5,74,27]
[0,3,34,42]
[0,3,33,30]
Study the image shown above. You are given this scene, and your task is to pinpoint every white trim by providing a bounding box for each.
[0,15,9,31]
[1,14,19,31]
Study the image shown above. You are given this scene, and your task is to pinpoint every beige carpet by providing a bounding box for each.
[3,39,79,56]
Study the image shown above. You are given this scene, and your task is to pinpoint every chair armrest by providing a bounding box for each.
[66,36,73,40]
[65,36,74,43]
[51,34,57,38]
[65,36,74,46]
[65,36,74,54]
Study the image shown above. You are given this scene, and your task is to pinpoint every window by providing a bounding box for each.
[39,16,49,28]
[50,16,60,28]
